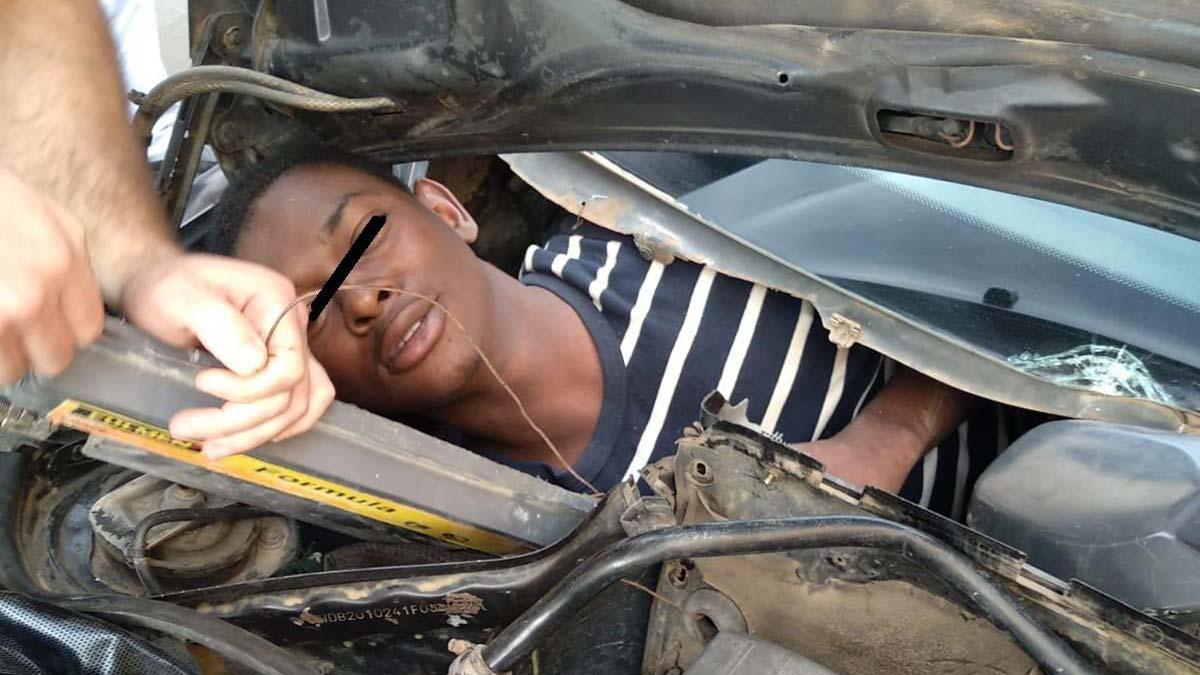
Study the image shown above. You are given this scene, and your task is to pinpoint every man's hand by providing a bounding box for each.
[0,164,106,383]
[0,0,333,458]
[120,255,335,459]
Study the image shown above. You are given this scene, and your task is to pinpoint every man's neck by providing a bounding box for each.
[428,265,603,467]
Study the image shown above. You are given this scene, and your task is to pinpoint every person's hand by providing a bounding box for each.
[119,254,335,458]
[0,164,106,383]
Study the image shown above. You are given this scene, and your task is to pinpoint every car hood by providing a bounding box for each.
[259,0,1200,241]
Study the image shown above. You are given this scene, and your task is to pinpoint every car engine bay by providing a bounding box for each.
[3,359,1200,674]
[2,0,1200,674]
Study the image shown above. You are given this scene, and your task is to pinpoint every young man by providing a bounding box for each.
[207,150,994,516]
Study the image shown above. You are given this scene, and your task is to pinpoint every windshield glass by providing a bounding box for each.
[603,152,1200,412]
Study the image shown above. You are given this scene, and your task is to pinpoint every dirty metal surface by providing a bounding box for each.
[641,423,1200,674]
[249,0,1200,241]
[154,483,639,644]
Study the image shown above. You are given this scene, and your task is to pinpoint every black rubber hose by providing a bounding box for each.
[55,594,319,675]
[0,450,37,593]
[131,65,397,144]
[482,516,1094,675]
[130,506,272,596]
[0,465,315,675]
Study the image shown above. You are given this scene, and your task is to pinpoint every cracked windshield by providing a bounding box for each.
[604,152,1200,411]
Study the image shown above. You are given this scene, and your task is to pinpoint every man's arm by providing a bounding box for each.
[793,366,971,492]
[0,0,333,456]
[0,0,172,300]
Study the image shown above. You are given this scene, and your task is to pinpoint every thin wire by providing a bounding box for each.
[947,120,976,148]
[266,284,602,496]
[994,124,1015,151]
[619,578,683,611]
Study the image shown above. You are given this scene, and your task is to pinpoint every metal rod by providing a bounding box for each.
[163,92,220,227]
[482,516,1093,675]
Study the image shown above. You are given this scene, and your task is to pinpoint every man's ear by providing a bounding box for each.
[412,178,479,244]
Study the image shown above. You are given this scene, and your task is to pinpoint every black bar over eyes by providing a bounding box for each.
[308,214,387,323]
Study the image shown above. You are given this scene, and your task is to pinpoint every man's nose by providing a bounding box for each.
[338,288,392,336]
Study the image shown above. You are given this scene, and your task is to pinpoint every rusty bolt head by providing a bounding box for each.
[222,26,244,51]
[163,483,205,509]
[215,121,240,148]
[666,561,689,588]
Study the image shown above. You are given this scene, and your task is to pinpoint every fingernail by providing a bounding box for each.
[170,422,193,438]
[202,445,228,460]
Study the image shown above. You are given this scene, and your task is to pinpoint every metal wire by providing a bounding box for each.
[266,285,603,495]
[132,65,397,144]
[994,124,1015,151]
[947,120,976,148]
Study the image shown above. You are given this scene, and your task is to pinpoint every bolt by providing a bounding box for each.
[163,483,205,508]
[221,26,244,52]
[215,121,240,149]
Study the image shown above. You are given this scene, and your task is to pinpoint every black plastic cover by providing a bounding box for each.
[0,592,196,675]
[968,421,1200,619]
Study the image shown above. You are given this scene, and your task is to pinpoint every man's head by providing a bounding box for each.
[206,149,494,417]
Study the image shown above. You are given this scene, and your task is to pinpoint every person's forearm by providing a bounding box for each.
[0,0,179,303]
[834,366,972,488]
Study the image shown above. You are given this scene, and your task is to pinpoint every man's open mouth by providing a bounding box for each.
[381,296,446,373]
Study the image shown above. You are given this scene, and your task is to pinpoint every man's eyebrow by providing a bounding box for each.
[322,192,364,236]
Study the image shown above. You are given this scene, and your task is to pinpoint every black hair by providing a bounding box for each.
[203,145,408,257]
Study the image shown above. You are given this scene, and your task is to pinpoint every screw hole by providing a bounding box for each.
[688,461,714,485]
[777,71,790,85]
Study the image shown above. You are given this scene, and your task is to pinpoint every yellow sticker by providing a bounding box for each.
[48,399,525,555]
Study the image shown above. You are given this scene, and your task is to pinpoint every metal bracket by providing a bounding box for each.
[619,497,677,537]
[827,313,863,348]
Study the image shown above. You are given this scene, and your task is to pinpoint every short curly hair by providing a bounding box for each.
[202,146,407,257]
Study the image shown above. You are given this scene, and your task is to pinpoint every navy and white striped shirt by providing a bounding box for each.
[514,224,999,519]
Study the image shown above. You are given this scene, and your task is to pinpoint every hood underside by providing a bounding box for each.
[242,0,1200,241]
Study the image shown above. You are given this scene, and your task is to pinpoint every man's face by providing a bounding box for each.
[236,164,491,416]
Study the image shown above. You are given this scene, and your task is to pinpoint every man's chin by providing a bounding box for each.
[391,354,488,414]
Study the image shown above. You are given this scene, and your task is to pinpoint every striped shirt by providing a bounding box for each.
[513,225,998,519]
